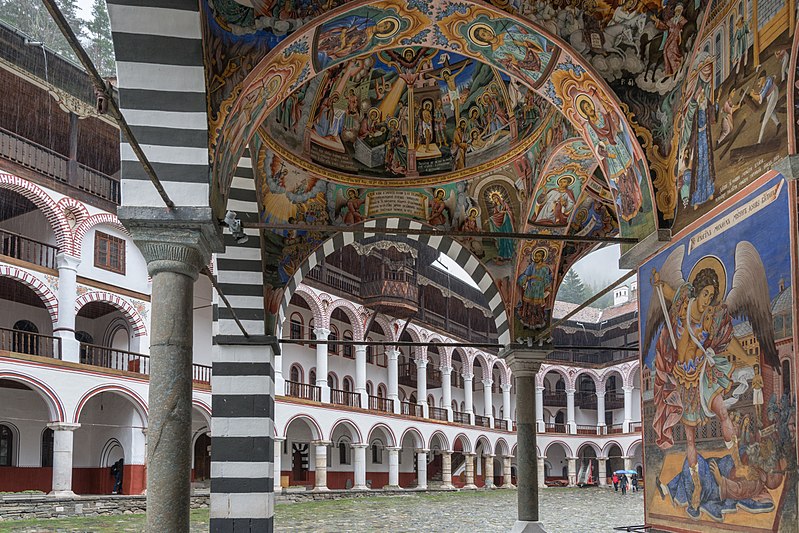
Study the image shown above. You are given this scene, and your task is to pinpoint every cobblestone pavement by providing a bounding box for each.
[274,487,644,533]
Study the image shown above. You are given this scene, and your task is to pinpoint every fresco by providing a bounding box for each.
[512,240,562,332]
[664,1,795,233]
[262,47,553,182]
[639,173,797,532]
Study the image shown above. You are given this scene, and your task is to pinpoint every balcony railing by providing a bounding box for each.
[305,265,361,296]
[452,410,470,424]
[368,395,393,413]
[495,419,508,431]
[542,391,567,407]
[193,364,211,384]
[401,401,422,417]
[545,422,567,433]
[331,388,361,408]
[474,414,491,428]
[285,380,321,402]
[397,362,443,388]
[81,343,150,375]
[607,423,624,435]
[576,424,599,435]
[0,228,58,270]
[0,126,119,203]
[630,421,642,432]
[429,406,448,421]
[0,326,61,359]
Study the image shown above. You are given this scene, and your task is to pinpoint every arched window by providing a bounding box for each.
[555,378,566,392]
[460,401,465,412]
[328,325,338,355]
[343,376,353,393]
[41,428,54,467]
[12,320,39,355]
[343,330,353,359]
[289,313,303,340]
[451,400,457,411]
[783,360,792,395]
[371,439,383,464]
[328,373,338,390]
[427,395,434,408]
[75,331,94,364]
[338,439,351,465]
[409,393,417,404]
[377,384,386,398]
[366,381,373,396]
[309,369,317,386]
[289,364,303,383]
[0,424,13,466]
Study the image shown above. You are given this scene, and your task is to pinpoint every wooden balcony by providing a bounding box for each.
[285,380,321,402]
[495,419,508,431]
[429,406,448,421]
[545,422,567,433]
[368,395,393,413]
[576,424,599,435]
[543,391,567,407]
[401,401,422,417]
[630,421,642,432]
[452,410,470,424]
[0,326,61,359]
[331,388,361,408]
[474,414,491,428]
[607,423,624,435]
[397,362,442,388]
[0,228,58,270]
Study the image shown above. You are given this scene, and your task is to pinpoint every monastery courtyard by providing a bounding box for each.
[0,489,643,532]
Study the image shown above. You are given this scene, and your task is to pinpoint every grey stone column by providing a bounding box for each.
[485,454,495,488]
[506,349,548,533]
[313,441,331,491]
[441,451,454,489]
[119,208,221,533]
[463,453,477,489]
[502,456,514,488]
[47,422,80,497]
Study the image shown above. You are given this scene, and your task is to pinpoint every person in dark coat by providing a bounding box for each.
[620,473,628,495]
[110,458,124,495]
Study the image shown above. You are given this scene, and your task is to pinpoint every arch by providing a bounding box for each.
[75,291,147,337]
[427,430,450,452]
[192,399,212,427]
[539,366,570,389]
[452,433,472,453]
[573,368,601,391]
[626,439,642,457]
[100,438,125,468]
[472,352,493,381]
[367,423,397,447]
[492,359,512,387]
[474,435,492,454]
[289,363,304,383]
[55,197,89,225]
[292,285,325,325]
[494,438,510,457]
[0,266,59,323]
[328,418,363,444]
[511,444,517,457]
[0,371,65,421]
[544,440,574,458]
[369,313,395,343]
[278,219,510,344]
[325,299,365,340]
[74,385,149,426]
[0,422,19,467]
[0,172,72,252]
[602,440,625,457]
[576,441,601,456]
[399,426,424,449]
[601,368,625,392]
[623,361,641,389]
[288,311,304,340]
[72,213,130,254]
[281,414,323,441]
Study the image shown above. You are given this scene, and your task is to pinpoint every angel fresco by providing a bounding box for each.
[645,242,783,521]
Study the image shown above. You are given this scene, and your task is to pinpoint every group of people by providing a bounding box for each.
[611,472,638,495]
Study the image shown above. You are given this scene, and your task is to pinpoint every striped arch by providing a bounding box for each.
[600,367,625,390]
[0,172,72,252]
[492,359,512,387]
[399,427,424,449]
[472,352,494,381]
[623,360,641,389]
[73,384,149,426]
[281,414,323,441]
[367,422,397,447]
[192,398,212,427]
[328,418,364,444]
[0,265,59,323]
[576,441,602,456]
[75,291,147,337]
[324,298,365,341]
[369,313,396,343]
[0,371,65,422]
[292,285,325,325]
[602,440,625,458]
[427,430,450,452]
[544,440,574,458]
[107,0,209,207]
[494,438,511,457]
[474,435,492,453]
[56,197,90,223]
[277,218,509,344]
[452,433,472,453]
[537,365,570,389]
[626,439,642,457]
[573,368,602,391]
[73,213,130,253]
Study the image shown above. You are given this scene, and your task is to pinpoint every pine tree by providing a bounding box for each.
[86,0,115,77]
[0,0,84,63]
[557,270,587,304]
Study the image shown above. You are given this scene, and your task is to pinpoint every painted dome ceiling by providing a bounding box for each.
[259,46,557,185]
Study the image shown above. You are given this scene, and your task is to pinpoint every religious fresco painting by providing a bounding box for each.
[639,172,797,532]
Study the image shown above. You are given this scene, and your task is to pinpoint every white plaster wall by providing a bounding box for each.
[0,209,57,246]
[192,276,213,366]
[0,387,51,467]
[73,393,146,467]
[77,225,150,295]
[0,299,54,335]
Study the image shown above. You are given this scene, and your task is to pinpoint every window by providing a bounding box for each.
[309,369,316,386]
[328,326,338,355]
[343,377,353,393]
[289,313,303,340]
[41,428,54,467]
[338,440,351,465]
[371,441,383,464]
[343,330,353,359]
[94,231,126,274]
[290,364,302,383]
[377,384,386,398]
[783,360,792,395]
[0,424,13,466]
[366,382,373,396]
[12,320,39,355]
[328,373,338,390]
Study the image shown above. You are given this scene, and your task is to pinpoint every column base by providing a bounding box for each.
[511,520,548,533]
[502,483,516,489]
[383,485,402,490]
[311,486,330,492]
[49,490,77,498]
[352,485,370,491]
[462,484,477,490]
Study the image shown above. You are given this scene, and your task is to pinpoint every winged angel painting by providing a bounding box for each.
[643,236,794,526]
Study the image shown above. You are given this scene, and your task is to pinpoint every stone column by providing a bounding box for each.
[596,387,606,434]
[485,454,495,488]
[386,349,401,414]
[441,365,453,421]
[416,357,428,418]
[441,451,454,489]
[355,345,368,408]
[598,457,608,487]
[502,456,514,488]
[502,383,513,426]
[416,449,428,489]
[506,349,548,532]
[53,254,81,363]
[314,327,331,403]
[463,452,477,489]
[463,372,474,424]
[119,215,218,533]
[386,447,401,489]
[353,444,369,490]
[567,457,577,486]
[273,437,285,493]
[482,378,494,427]
[623,456,633,472]
[535,386,545,433]
[622,386,634,433]
[537,456,546,488]
[313,441,331,491]
[566,388,576,434]
[47,422,80,497]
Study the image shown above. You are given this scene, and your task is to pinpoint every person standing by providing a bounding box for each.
[612,472,619,492]
[631,473,639,493]
[110,458,124,495]
[620,473,628,495]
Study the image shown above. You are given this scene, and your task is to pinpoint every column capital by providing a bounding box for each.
[313,327,331,339]
[55,253,81,270]
[441,450,453,456]
[385,349,401,360]
[273,436,286,443]
[462,371,474,380]
[502,383,512,392]
[118,207,223,279]
[482,378,493,387]
[440,365,452,374]
[503,349,549,377]
[354,344,367,353]
[485,453,496,459]
[386,446,402,452]
[415,357,428,368]
[598,456,608,461]
[622,385,634,393]
[464,452,477,457]
[595,385,607,396]
[312,440,332,447]
[566,388,576,395]
[352,443,369,449]
[47,422,80,431]
[415,448,430,454]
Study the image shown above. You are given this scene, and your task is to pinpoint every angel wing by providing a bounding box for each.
[333,188,359,222]
[643,245,685,355]
[725,241,780,372]
[443,190,459,228]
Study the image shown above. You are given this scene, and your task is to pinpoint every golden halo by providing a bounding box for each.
[468,207,479,217]
[368,107,381,120]
[469,23,496,47]
[574,94,595,120]
[387,117,399,129]
[434,188,446,198]
[688,256,727,303]
[374,16,400,39]
[265,75,282,99]
[532,246,549,261]
[556,175,576,187]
